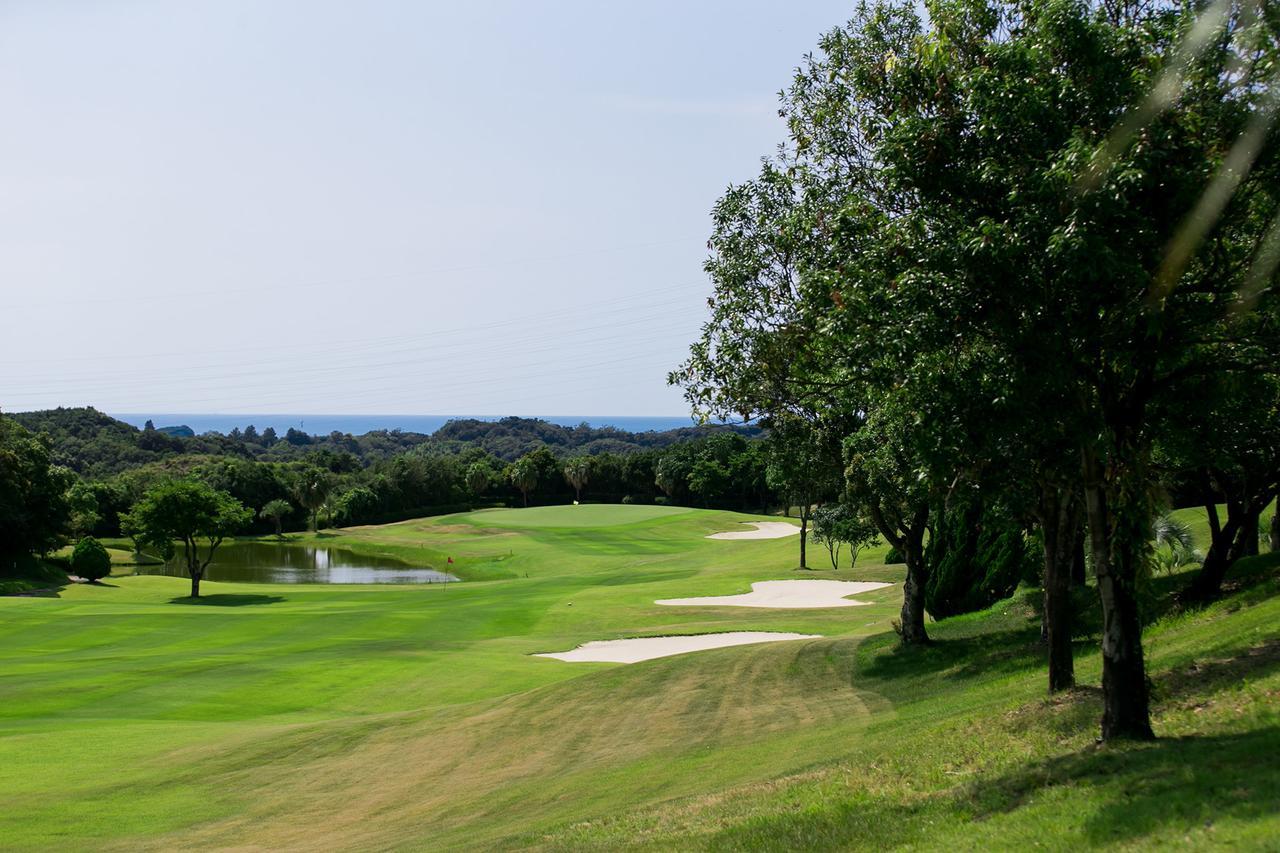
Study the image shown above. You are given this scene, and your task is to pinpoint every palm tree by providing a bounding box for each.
[465,463,489,497]
[259,499,292,538]
[1152,512,1200,573]
[509,458,538,507]
[563,457,590,502]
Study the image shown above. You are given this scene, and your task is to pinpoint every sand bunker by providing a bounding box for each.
[535,631,821,663]
[706,521,801,540]
[656,579,893,609]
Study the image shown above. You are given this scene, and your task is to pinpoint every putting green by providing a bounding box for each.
[470,503,694,528]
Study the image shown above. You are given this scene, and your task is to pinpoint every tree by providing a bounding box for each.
[259,499,292,538]
[292,466,334,532]
[509,456,538,507]
[65,481,102,538]
[811,502,877,570]
[765,416,843,570]
[70,536,112,582]
[675,0,1280,734]
[1172,373,1280,600]
[844,407,935,643]
[792,0,1276,735]
[0,416,72,568]
[465,462,490,497]
[121,480,251,598]
[563,457,591,502]
[654,453,685,500]
[332,487,378,526]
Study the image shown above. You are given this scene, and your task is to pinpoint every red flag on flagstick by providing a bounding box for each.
[447,557,453,564]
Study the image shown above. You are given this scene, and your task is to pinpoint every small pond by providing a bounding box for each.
[135,542,459,585]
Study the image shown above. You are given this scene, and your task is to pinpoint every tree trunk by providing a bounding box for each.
[1071,524,1087,586]
[190,571,202,599]
[1082,450,1154,741]
[798,506,808,569]
[1239,508,1261,557]
[1040,486,1079,692]
[274,518,283,538]
[1184,508,1243,602]
[899,529,929,645]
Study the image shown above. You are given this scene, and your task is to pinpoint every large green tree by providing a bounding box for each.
[121,480,252,598]
[0,416,72,568]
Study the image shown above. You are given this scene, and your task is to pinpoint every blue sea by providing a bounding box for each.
[110,413,705,437]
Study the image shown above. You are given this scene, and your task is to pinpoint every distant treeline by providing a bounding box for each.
[10,408,762,477]
[3,408,773,540]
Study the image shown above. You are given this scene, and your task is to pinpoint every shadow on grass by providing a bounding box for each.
[860,625,1045,687]
[705,711,1279,851]
[1156,638,1280,704]
[169,594,287,606]
[967,726,1280,845]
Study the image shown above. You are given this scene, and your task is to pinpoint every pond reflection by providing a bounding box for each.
[135,542,458,585]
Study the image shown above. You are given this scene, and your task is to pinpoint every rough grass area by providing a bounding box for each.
[1,505,1276,850]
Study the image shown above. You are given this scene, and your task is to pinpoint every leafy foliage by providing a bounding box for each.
[0,415,72,567]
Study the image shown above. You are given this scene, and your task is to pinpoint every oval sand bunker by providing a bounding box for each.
[706,521,801,540]
[535,631,821,663]
[657,579,893,609]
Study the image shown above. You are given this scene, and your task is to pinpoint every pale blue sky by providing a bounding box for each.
[0,1,851,415]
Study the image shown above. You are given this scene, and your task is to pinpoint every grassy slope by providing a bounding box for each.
[1,505,1276,850]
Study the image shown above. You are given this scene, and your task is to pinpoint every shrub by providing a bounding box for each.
[621,495,634,504]
[654,496,670,506]
[70,536,112,582]
[884,546,905,564]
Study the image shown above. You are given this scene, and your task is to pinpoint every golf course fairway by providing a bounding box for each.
[2,504,1278,850]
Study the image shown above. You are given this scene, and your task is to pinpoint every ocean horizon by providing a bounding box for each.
[110,413,708,437]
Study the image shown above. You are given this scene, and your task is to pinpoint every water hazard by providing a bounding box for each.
[135,542,458,585]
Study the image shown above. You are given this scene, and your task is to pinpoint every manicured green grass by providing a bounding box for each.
[1,505,1276,850]
[475,503,697,528]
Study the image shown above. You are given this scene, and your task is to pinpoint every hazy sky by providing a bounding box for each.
[1,1,851,416]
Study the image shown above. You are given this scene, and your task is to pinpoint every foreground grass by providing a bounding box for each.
[1,506,1276,850]
[544,560,1280,850]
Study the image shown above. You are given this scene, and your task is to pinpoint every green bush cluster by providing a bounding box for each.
[70,536,112,582]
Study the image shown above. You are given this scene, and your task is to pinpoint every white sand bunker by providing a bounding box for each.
[657,579,893,609]
[706,521,801,540]
[535,631,820,663]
